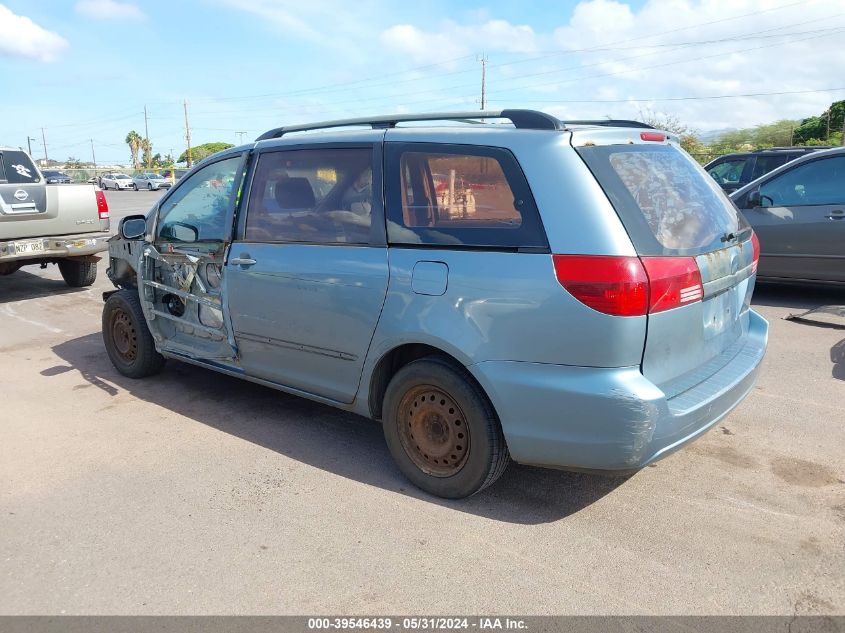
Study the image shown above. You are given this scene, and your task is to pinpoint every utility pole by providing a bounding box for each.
[143,105,151,169]
[183,99,193,168]
[477,54,488,110]
[841,114,845,146]
[236,131,246,145]
[41,127,48,163]
[90,139,97,175]
[26,136,36,155]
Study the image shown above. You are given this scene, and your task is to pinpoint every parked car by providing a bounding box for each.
[161,169,188,180]
[101,110,767,498]
[101,173,134,190]
[705,146,832,194]
[731,146,845,285]
[132,172,172,191]
[42,169,72,184]
[0,146,109,286]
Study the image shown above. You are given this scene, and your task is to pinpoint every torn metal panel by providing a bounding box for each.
[138,243,239,361]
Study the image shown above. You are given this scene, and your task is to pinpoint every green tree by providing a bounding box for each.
[140,138,153,168]
[178,142,234,164]
[125,131,142,169]
[64,156,83,169]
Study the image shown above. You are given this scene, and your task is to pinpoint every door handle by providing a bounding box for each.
[825,210,844,220]
[230,255,257,267]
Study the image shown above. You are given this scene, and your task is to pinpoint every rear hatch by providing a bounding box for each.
[573,128,757,394]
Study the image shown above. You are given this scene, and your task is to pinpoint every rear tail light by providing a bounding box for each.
[640,132,666,142]
[552,255,649,316]
[640,256,703,313]
[95,189,109,219]
[750,231,760,274]
[553,254,703,316]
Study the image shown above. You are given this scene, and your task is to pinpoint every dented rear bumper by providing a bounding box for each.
[468,309,768,470]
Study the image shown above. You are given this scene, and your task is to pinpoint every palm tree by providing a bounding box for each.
[125,131,142,169]
[140,138,152,169]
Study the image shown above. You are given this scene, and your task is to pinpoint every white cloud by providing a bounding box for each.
[381,19,539,64]
[0,4,68,62]
[75,0,144,20]
[378,0,845,130]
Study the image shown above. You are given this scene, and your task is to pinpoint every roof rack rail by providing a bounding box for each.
[256,109,563,140]
[563,119,655,129]
[751,146,830,152]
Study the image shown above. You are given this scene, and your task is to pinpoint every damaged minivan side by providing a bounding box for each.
[102,110,767,499]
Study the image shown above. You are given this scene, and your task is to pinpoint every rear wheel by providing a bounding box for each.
[102,289,165,378]
[133,183,138,191]
[382,357,509,498]
[58,260,97,287]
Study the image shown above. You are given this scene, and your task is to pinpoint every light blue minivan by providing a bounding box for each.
[102,110,768,498]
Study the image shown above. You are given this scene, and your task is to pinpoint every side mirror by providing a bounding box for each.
[120,215,147,240]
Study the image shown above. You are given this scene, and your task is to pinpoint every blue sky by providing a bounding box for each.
[1,0,843,165]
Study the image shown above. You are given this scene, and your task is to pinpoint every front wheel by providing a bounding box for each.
[382,357,510,498]
[102,289,165,378]
[148,183,153,190]
[58,259,97,287]
[133,183,138,191]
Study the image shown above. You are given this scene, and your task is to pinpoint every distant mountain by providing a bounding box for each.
[698,127,737,143]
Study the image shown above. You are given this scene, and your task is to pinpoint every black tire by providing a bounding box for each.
[147,183,153,190]
[58,259,97,287]
[382,356,509,498]
[102,289,165,378]
[133,183,138,191]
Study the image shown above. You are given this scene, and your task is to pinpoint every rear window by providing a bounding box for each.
[385,143,548,250]
[0,150,40,184]
[578,144,747,255]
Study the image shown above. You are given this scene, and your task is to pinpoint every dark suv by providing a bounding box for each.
[705,147,832,194]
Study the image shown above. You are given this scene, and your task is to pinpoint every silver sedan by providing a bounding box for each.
[131,173,173,191]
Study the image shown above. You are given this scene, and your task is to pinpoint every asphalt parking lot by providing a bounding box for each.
[1,190,843,615]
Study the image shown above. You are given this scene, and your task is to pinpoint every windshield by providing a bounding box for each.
[577,144,747,255]
[116,174,130,180]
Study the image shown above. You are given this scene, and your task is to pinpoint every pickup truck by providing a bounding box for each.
[0,146,110,287]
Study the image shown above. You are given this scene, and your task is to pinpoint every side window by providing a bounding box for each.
[759,156,845,207]
[386,144,547,249]
[157,155,242,243]
[750,155,788,181]
[0,150,41,184]
[244,147,373,244]
[708,159,746,185]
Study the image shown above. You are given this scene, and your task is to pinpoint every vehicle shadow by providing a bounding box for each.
[0,268,82,303]
[752,282,844,311]
[48,332,630,525]
[832,339,845,381]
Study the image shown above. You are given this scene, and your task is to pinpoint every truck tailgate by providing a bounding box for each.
[0,184,106,240]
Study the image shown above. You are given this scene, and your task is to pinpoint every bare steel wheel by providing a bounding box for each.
[398,386,470,477]
[383,356,509,498]
[111,310,138,363]
[102,289,165,378]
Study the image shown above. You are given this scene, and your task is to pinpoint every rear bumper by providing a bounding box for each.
[469,309,768,470]
[0,231,110,263]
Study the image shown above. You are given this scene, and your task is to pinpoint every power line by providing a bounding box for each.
[490,87,845,104]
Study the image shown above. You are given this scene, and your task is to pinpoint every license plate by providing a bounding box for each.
[15,240,45,255]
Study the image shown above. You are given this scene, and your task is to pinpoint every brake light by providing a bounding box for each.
[95,189,109,219]
[640,132,666,142]
[640,257,703,313]
[751,232,760,274]
[553,255,703,316]
[553,255,649,316]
